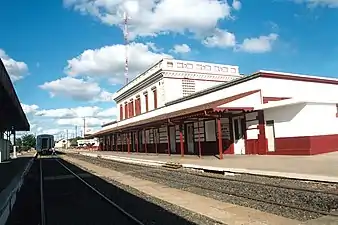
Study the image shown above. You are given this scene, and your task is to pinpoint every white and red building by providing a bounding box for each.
[90,58,338,158]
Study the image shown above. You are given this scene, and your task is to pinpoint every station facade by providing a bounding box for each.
[92,59,338,158]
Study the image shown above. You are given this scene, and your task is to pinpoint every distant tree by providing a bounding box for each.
[69,136,83,147]
[21,134,36,150]
[15,137,22,147]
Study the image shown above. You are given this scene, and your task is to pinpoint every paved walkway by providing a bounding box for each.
[62,155,302,225]
[0,152,35,192]
[65,149,338,182]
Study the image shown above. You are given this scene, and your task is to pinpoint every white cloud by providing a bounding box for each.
[236,33,278,53]
[35,106,101,118]
[294,0,338,7]
[203,28,236,48]
[96,107,118,117]
[0,49,29,82]
[39,77,114,102]
[64,0,239,39]
[170,44,191,54]
[22,104,118,135]
[57,117,111,127]
[203,30,278,54]
[21,103,39,114]
[232,0,242,10]
[64,42,172,84]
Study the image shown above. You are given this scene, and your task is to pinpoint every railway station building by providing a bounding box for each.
[91,58,338,159]
[0,59,30,161]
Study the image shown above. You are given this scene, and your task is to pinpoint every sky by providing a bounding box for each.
[1,0,338,138]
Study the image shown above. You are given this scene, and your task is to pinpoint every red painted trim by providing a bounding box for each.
[263,96,290,104]
[217,118,223,159]
[119,105,123,121]
[260,72,338,85]
[214,107,254,112]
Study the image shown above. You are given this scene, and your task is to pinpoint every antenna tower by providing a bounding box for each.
[124,11,129,85]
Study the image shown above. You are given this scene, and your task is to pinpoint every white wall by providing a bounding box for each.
[163,78,182,103]
[259,77,338,102]
[116,78,164,121]
[218,91,261,108]
[246,111,260,140]
[264,103,338,138]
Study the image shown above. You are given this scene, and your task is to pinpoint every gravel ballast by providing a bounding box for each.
[67,153,338,222]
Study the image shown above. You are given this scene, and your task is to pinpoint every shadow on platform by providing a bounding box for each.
[7,157,210,225]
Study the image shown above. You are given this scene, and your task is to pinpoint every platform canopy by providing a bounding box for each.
[0,59,30,132]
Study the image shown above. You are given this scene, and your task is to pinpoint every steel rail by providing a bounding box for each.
[55,159,145,225]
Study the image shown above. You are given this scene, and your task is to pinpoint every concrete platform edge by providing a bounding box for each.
[78,152,338,184]
[0,154,37,225]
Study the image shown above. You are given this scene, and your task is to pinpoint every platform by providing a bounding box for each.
[65,149,338,183]
[0,152,36,224]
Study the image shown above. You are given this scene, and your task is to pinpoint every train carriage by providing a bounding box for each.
[36,134,55,155]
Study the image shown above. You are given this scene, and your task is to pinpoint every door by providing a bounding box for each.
[138,131,143,152]
[186,123,195,154]
[232,116,246,155]
[266,120,275,152]
[169,126,176,153]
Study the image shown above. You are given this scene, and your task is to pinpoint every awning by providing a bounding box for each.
[0,59,30,131]
[91,89,260,137]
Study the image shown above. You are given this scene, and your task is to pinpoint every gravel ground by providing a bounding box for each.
[67,153,338,222]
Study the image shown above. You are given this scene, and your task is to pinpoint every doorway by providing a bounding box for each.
[186,123,195,154]
[169,126,176,153]
[232,116,246,155]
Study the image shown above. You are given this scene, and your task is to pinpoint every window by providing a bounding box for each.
[196,64,202,70]
[186,63,193,69]
[130,100,134,117]
[182,79,196,97]
[204,65,211,71]
[336,104,338,117]
[119,104,123,120]
[124,102,128,119]
[167,62,173,68]
[153,88,158,109]
[177,62,183,68]
[214,66,220,71]
[135,96,141,115]
[144,92,149,112]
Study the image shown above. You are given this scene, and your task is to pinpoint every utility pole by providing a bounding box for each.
[75,125,77,138]
[66,129,68,149]
[83,117,86,138]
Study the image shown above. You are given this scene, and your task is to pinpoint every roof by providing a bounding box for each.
[166,70,338,107]
[92,89,260,137]
[255,98,338,110]
[0,59,30,131]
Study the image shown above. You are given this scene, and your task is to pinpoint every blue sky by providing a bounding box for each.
[1,0,337,137]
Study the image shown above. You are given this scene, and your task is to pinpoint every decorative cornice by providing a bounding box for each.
[115,72,163,103]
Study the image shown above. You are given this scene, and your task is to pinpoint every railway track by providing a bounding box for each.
[67,153,338,221]
[40,156,144,225]
[7,155,220,225]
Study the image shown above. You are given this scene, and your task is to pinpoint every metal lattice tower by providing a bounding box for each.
[123,12,129,85]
